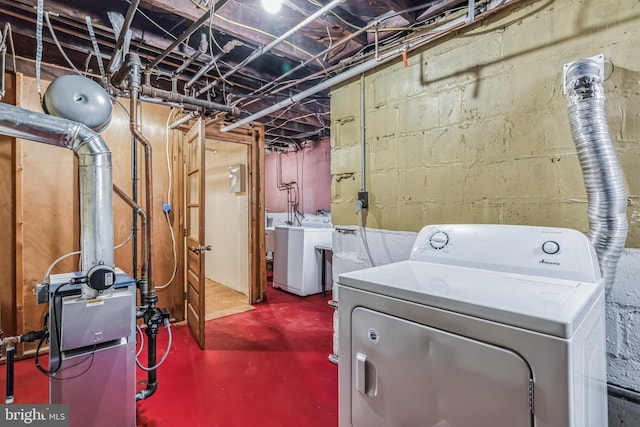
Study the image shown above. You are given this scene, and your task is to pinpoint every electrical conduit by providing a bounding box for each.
[222,0,521,133]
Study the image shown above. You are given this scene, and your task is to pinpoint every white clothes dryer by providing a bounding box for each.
[338,224,607,427]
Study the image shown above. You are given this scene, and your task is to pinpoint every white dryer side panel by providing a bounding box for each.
[273,226,289,289]
[350,307,533,427]
[285,228,333,296]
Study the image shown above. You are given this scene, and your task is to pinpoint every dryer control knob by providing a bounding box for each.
[429,231,449,250]
[542,240,560,255]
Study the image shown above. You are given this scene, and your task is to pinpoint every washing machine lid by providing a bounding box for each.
[338,260,602,338]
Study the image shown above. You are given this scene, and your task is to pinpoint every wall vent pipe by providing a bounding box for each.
[564,56,628,293]
[0,102,114,282]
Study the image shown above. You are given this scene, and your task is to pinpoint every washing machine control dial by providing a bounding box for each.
[542,240,560,255]
[429,231,449,250]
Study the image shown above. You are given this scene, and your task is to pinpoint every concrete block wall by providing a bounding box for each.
[331,0,640,241]
[330,0,640,416]
[610,249,640,389]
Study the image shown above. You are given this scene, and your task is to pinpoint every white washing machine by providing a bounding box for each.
[274,225,332,296]
[338,224,607,427]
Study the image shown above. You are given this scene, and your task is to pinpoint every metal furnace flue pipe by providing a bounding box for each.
[565,58,628,293]
[0,102,114,273]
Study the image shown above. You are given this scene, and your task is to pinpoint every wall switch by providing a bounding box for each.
[358,191,369,209]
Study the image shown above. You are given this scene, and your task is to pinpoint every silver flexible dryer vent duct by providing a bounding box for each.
[0,102,114,279]
[565,58,628,293]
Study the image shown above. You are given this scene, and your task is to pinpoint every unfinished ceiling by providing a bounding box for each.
[1,0,487,147]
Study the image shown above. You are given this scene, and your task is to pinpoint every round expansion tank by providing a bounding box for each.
[42,75,112,132]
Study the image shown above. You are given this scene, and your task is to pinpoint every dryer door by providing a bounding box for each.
[351,307,533,427]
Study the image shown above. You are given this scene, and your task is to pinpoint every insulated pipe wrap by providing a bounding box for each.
[565,59,627,293]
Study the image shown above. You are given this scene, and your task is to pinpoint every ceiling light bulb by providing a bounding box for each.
[261,0,282,14]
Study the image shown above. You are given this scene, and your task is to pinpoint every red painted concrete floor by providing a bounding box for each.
[2,284,338,427]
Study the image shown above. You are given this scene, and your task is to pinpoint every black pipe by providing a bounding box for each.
[111,62,130,88]
[113,183,147,300]
[123,53,155,305]
[123,53,162,401]
[0,45,6,100]
[147,10,211,71]
[131,134,138,280]
[141,84,238,115]
[146,327,157,392]
[136,381,157,401]
[5,344,14,403]
[107,0,140,72]
[136,307,164,401]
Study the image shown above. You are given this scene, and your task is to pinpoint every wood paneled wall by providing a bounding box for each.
[1,73,267,358]
[0,73,17,338]
[0,73,185,356]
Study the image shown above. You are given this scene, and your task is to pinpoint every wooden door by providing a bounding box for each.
[185,118,206,349]
[204,123,267,304]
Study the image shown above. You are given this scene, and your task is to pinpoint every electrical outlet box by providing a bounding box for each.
[162,202,171,213]
[358,191,369,209]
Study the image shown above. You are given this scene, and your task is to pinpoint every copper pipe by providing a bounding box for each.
[113,183,148,284]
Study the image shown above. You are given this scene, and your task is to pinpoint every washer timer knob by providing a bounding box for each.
[542,240,560,255]
[429,231,449,250]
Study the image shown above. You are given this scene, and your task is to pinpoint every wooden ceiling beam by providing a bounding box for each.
[416,0,467,22]
[312,0,368,30]
[238,97,328,129]
[378,0,416,24]
[282,0,368,46]
[256,116,321,134]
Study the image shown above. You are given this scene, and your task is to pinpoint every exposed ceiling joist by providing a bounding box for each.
[282,0,368,46]
[0,0,495,146]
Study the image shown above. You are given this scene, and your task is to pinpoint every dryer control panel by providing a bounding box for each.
[410,224,601,283]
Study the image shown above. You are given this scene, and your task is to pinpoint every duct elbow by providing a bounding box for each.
[71,123,111,156]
